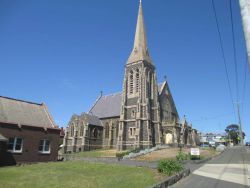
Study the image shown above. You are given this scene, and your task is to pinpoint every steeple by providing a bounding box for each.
[127,1,152,64]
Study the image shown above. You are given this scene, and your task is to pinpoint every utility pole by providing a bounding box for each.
[236,102,244,145]
[239,0,250,68]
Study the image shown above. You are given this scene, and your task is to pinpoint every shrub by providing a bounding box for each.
[157,159,184,176]
[190,155,204,160]
[176,152,189,161]
[116,151,130,158]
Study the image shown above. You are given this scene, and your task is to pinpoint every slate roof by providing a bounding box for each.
[89,84,165,119]
[158,83,164,95]
[0,96,57,129]
[89,93,122,119]
[81,113,102,127]
[0,133,7,142]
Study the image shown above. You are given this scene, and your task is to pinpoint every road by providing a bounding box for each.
[172,146,250,188]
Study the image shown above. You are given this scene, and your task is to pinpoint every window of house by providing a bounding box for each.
[7,137,23,153]
[129,70,134,94]
[38,139,50,154]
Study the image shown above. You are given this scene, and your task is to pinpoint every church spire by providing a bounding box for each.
[127,0,152,64]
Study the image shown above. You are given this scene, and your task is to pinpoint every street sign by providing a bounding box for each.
[191,148,200,156]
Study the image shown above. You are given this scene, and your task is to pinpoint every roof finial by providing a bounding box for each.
[140,0,142,4]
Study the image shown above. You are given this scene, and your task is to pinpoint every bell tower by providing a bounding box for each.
[117,1,162,150]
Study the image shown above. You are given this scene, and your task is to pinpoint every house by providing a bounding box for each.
[199,133,227,146]
[0,96,61,166]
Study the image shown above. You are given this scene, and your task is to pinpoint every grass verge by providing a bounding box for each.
[0,161,163,188]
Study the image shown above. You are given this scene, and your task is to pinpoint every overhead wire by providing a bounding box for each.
[241,53,248,115]
[229,0,240,102]
[211,0,237,121]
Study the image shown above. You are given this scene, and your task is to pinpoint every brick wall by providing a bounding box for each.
[0,122,60,165]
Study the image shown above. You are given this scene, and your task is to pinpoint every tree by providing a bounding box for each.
[225,124,245,145]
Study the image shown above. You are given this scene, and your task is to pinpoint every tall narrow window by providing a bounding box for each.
[129,70,134,94]
[71,125,74,137]
[116,122,119,137]
[80,126,84,137]
[93,128,98,138]
[105,123,109,138]
[136,69,140,93]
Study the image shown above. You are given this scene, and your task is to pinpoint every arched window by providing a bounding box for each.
[80,125,84,136]
[129,70,134,94]
[71,125,74,137]
[136,69,140,93]
[93,128,98,138]
[105,123,109,138]
[116,121,119,137]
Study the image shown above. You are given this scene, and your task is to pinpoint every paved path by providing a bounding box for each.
[171,146,250,188]
[62,153,210,170]
[63,155,159,169]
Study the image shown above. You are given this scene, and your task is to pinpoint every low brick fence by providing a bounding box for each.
[151,169,190,188]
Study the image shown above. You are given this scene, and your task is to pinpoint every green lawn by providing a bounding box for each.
[0,161,162,188]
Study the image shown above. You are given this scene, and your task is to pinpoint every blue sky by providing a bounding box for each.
[0,0,249,141]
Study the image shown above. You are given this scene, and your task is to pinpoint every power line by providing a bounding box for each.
[241,53,248,116]
[192,112,234,123]
[229,0,240,102]
[211,0,237,121]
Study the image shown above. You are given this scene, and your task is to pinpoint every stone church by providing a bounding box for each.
[63,2,199,152]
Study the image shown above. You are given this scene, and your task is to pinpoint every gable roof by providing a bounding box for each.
[0,96,57,129]
[158,82,165,95]
[89,93,122,119]
[159,81,179,119]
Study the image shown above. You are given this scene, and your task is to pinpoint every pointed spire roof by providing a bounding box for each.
[127,1,152,64]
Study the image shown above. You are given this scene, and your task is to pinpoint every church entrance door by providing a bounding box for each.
[165,133,173,144]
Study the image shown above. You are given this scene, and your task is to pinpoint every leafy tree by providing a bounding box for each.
[225,124,245,145]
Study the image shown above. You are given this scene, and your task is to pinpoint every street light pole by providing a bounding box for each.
[236,103,244,145]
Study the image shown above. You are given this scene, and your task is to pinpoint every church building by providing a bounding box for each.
[63,2,199,152]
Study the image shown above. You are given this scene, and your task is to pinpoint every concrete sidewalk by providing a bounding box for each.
[171,146,250,188]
